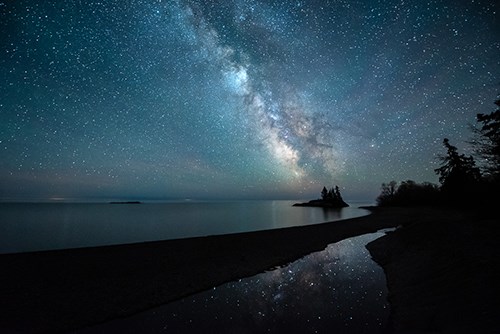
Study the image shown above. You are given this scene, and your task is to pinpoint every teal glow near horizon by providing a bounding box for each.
[1,0,498,201]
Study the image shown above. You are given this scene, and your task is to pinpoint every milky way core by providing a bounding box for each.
[1,0,498,201]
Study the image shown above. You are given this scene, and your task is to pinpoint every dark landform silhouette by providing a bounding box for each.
[293,185,349,208]
[367,209,498,333]
[109,201,142,204]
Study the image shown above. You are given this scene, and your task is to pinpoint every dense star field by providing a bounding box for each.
[1,0,498,201]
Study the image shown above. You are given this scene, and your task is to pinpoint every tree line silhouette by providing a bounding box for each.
[294,185,349,208]
[377,96,500,207]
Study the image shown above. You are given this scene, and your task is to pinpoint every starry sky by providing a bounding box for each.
[1,0,498,202]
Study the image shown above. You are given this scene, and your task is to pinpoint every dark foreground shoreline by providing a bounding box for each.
[1,207,498,333]
[366,208,499,333]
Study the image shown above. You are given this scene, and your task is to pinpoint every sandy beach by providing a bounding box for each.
[367,208,499,333]
[1,206,497,333]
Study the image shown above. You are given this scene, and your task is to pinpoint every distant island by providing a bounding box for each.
[293,186,349,208]
[109,201,142,204]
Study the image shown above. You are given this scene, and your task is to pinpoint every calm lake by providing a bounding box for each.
[0,200,371,254]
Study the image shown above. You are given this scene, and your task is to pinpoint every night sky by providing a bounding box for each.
[1,0,498,201]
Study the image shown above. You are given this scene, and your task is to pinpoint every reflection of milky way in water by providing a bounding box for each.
[76,232,390,333]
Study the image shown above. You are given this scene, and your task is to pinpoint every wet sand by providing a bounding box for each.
[1,207,497,333]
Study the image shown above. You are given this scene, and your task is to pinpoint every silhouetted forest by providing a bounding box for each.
[377,96,499,207]
[294,185,349,208]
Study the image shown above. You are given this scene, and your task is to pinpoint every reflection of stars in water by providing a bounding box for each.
[75,232,390,333]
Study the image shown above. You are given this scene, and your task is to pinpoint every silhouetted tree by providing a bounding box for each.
[319,185,349,207]
[334,186,342,201]
[376,181,397,206]
[376,97,499,207]
[382,181,397,197]
[377,180,440,206]
[435,138,481,201]
[470,97,500,180]
[321,186,328,200]
[397,180,440,204]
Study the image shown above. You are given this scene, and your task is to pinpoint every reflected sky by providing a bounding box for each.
[76,231,390,334]
[0,201,370,253]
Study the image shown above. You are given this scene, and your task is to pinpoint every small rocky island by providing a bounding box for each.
[293,186,349,208]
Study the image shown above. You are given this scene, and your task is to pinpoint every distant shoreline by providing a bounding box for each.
[1,206,497,333]
[109,201,142,204]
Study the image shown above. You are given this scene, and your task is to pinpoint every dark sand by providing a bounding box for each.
[367,208,500,333]
[1,207,498,333]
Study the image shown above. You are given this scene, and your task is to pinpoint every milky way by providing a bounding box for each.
[1,0,498,201]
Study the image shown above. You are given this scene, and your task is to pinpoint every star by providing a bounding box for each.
[0,0,498,201]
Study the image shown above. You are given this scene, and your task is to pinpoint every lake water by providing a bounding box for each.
[74,231,390,334]
[0,200,371,254]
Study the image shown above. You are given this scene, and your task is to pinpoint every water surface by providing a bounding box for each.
[0,201,370,253]
[75,231,389,334]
